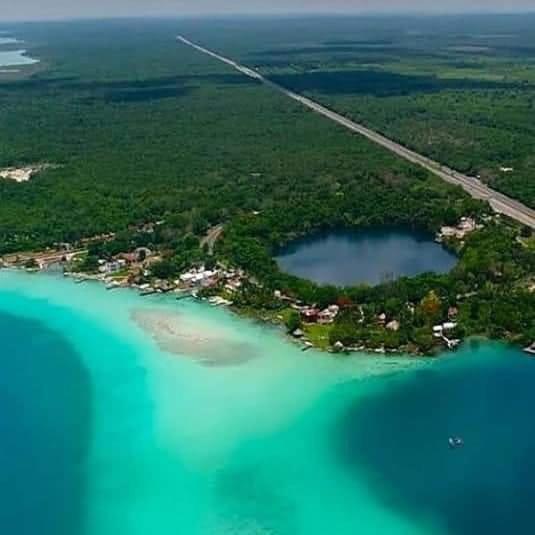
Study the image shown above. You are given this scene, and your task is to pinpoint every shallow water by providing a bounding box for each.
[0,37,19,45]
[276,228,457,286]
[0,49,38,67]
[0,271,526,534]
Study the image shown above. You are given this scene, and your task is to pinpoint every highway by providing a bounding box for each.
[177,35,535,229]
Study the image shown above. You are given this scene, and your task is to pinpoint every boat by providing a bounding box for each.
[448,436,464,449]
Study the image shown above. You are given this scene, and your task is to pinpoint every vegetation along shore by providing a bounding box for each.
[0,19,533,356]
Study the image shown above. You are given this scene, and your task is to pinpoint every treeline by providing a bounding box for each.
[222,220,535,352]
[1,21,533,353]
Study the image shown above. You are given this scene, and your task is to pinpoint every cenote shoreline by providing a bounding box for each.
[3,213,534,358]
[275,226,458,287]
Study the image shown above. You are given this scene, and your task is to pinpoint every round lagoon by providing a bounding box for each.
[275,228,457,286]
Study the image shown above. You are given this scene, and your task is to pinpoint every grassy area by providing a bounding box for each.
[303,324,333,351]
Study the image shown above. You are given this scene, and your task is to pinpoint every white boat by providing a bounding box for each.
[448,436,464,448]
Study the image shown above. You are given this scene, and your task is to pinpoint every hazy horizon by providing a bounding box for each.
[2,1,535,23]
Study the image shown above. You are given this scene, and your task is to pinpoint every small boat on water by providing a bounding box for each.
[448,436,464,449]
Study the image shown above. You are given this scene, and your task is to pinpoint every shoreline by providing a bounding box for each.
[1,208,532,359]
[60,269,424,358]
[4,266,527,361]
[0,267,439,385]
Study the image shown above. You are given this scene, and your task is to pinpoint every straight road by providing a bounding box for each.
[177,35,535,229]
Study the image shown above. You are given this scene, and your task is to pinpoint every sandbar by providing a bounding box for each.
[132,308,259,366]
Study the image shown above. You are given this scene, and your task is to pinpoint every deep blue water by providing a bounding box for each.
[0,312,90,535]
[276,228,457,286]
[339,343,535,535]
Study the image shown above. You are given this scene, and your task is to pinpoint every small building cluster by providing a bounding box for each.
[290,304,340,325]
[98,248,153,275]
[437,217,481,242]
[178,265,245,294]
[0,164,50,183]
[1,249,83,271]
[179,266,219,288]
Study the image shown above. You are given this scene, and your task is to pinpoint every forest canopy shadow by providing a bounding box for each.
[269,69,530,97]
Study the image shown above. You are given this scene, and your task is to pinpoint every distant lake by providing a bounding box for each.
[276,228,457,286]
[0,49,38,67]
[0,37,19,45]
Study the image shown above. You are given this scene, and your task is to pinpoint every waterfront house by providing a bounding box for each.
[301,308,320,323]
[386,320,400,332]
[318,305,340,324]
[98,260,122,274]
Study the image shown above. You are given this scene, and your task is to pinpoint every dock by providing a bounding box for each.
[139,287,157,297]
[106,281,121,290]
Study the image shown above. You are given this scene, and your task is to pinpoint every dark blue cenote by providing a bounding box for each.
[0,312,91,535]
[339,343,535,535]
[275,228,457,286]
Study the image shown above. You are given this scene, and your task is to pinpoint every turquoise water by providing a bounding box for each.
[276,228,457,286]
[0,311,90,534]
[0,49,38,67]
[0,270,527,534]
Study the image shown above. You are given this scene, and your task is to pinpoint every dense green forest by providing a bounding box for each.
[179,15,535,208]
[0,18,533,353]
[0,19,481,253]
